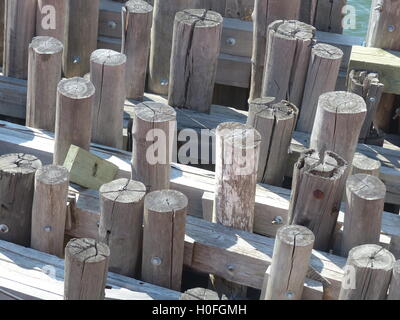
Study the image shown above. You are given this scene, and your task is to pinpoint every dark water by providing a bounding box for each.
[344,0,372,38]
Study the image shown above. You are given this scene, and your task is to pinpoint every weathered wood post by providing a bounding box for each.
[297,43,343,133]
[3,0,37,79]
[142,190,188,291]
[288,149,347,251]
[27,36,63,132]
[0,1,4,66]
[64,238,110,300]
[351,152,381,176]
[168,9,223,113]
[122,0,153,100]
[64,0,100,77]
[261,20,315,107]
[98,178,146,278]
[339,244,395,300]
[247,98,298,186]
[314,0,347,34]
[90,49,126,149]
[131,102,176,192]
[299,0,317,25]
[180,288,225,300]
[341,174,386,257]
[0,154,42,247]
[261,225,314,300]
[31,165,69,258]
[388,260,400,300]
[54,77,95,165]
[250,0,302,100]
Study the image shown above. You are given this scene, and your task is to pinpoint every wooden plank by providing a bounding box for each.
[216,53,251,88]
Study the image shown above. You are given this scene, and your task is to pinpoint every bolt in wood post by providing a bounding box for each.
[341,174,386,257]
[261,20,315,107]
[249,0,302,101]
[247,98,298,186]
[27,36,63,132]
[142,190,188,291]
[64,238,110,300]
[131,102,176,192]
[388,260,400,300]
[339,244,395,300]
[314,0,346,34]
[168,9,223,113]
[98,178,146,278]
[31,165,69,258]
[297,43,343,133]
[122,0,153,100]
[3,0,37,79]
[261,225,314,300]
[90,49,126,149]
[351,152,381,176]
[0,154,42,247]
[54,77,95,165]
[288,149,347,251]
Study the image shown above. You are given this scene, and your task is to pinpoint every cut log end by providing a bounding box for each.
[249,99,298,121]
[216,122,261,149]
[313,43,343,60]
[276,20,315,40]
[66,238,110,264]
[58,77,95,99]
[348,244,395,271]
[99,178,146,204]
[346,174,386,201]
[0,153,42,174]
[176,9,223,27]
[124,0,153,13]
[319,91,367,114]
[352,152,381,175]
[144,190,188,214]
[30,36,63,55]
[135,102,176,123]
[35,164,69,185]
[299,149,347,179]
[277,225,315,247]
[90,49,127,66]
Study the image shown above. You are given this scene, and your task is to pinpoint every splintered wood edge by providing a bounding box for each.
[36,164,69,185]
[100,178,146,203]
[90,49,127,66]
[0,153,42,174]
[176,9,223,28]
[319,91,367,114]
[124,0,153,13]
[144,190,188,213]
[249,99,298,121]
[58,77,95,99]
[277,225,315,247]
[66,238,110,263]
[346,174,386,200]
[30,36,63,54]
[347,244,395,271]
[135,102,176,122]
[276,20,315,41]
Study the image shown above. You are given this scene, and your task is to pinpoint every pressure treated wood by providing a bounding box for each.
[3,0,37,79]
[64,238,110,300]
[0,154,42,247]
[31,165,69,258]
[351,152,381,176]
[261,225,314,300]
[314,0,346,34]
[288,150,347,251]
[131,102,176,192]
[27,36,63,132]
[247,98,298,186]
[99,178,146,278]
[261,20,315,107]
[142,190,188,291]
[168,9,223,113]
[297,43,343,133]
[341,174,386,257]
[339,244,395,300]
[90,49,126,149]
[388,260,400,300]
[122,0,153,100]
[54,77,95,165]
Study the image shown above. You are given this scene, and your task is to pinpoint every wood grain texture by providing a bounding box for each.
[180,287,225,300]
[27,36,63,132]
[31,165,69,258]
[99,178,146,278]
[314,0,346,34]
[351,152,381,176]
[0,153,42,247]
[388,260,400,299]
[0,1,4,66]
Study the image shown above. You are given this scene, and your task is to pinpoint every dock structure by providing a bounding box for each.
[0,0,399,301]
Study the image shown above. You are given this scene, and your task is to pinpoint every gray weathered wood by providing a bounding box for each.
[54,77,95,165]
[31,165,69,258]
[64,238,110,300]
[351,152,381,176]
[299,0,317,25]
[341,174,386,257]
[168,9,223,113]
[27,36,63,132]
[314,0,346,34]
[180,287,225,300]
[90,49,126,149]
[98,178,146,278]
[122,0,152,100]
[297,43,343,133]
[0,1,4,66]
[339,244,395,300]
[247,98,298,186]
[142,190,188,291]
[261,225,314,300]
[0,154,42,247]
[388,260,400,300]
[389,236,400,260]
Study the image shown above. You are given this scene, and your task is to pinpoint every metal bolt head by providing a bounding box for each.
[388,25,395,32]
[369,97,376,103]
[0,224,9,233]
[44,226,52,232]
[226,37,236,46]
[96,221,100,228]
[108,21,117,29]
[160,79,169,86]
[286,291,294,299]
[227,264,235,272]
[271,216,283,225]
[151,257,162,266]
[72,56,81,64]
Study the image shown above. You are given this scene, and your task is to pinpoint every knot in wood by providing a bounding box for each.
[313,189,324,199]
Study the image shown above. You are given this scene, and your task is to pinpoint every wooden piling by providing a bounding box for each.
[27,36,63,132]
[0,1,4,66]
[3,0,37,79]
[54,77,95,165]
[288,149,347,251]
[98,178,146,278]
[388,260,400,300]
[339,244,395,300]
[0,154,42,247]
[247,98,298,186]
[261,225,314,300]
[64,238,110,300]
[261,20,315,107]
[142,190,188,291]
[180,288,225,300]
[297,43,343,133]
[351,152,381,176]
[90,49,126,149]
[249,0,301,100]
[131,102,176,192]
[122,0,153,100]
[314,0,346,34]
[168,9,223,113]
[341,174,386,257]
[31,165,69,258]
